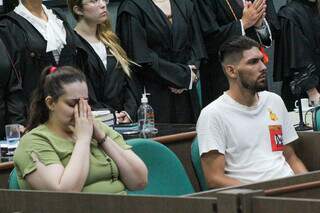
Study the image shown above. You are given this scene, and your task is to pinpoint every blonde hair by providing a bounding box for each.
[68,0,135,77]
[97,20,134,77]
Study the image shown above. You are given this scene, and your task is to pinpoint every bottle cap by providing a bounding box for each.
[141,93,148,103]
[141,87,150,103]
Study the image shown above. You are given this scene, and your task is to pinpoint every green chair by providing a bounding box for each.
[127,138,195,196]
[191,137,208,191]
[8,168,20,190]
[313,106,320,131]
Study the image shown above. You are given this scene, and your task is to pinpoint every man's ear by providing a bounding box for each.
[73,5,83,16]
[225,65,237,79]
[45,96,55,111]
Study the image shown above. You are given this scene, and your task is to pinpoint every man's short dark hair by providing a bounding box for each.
[219,36,260,64]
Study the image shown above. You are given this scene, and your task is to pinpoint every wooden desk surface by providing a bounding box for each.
[0,161,13,170]
[153,131,196,144]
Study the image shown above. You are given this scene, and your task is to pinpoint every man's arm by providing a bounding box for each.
[201,150,241,188]
[283,144,308,174]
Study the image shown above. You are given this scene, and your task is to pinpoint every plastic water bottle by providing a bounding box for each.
[137,91,157,138]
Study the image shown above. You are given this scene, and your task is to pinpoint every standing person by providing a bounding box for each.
[117,0,206,124]
[0,0,89,129]
[197,36,307,188]
[14,66,148,193]
[274,0,320,111]
[68,0,139,123]
[0,38,24,139]
[193,0,279,107]
[0,38,10,139]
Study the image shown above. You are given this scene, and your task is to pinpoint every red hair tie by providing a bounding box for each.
[49,66,57,74]
[260,47,269,65]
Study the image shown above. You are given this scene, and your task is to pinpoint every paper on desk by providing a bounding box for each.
[92,110,111,116]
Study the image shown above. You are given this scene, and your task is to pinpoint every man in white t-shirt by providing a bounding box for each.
[197,36,307,188]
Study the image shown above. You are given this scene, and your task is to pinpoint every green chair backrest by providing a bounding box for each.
[191,137,208,191]
[313,106,320,131]
[127,138,195,196]
[8,168,20,190]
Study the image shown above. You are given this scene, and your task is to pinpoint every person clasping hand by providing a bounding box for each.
[14,66,147,193]
[242,0,267,30]
[73,98,93,144]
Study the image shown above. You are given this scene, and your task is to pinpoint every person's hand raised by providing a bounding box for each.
[254,0,267,28]
[116,111,131,124]
[242,0,266,30]
[73,98,93,144]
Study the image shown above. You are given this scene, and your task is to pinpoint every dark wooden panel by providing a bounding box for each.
[251,197,320,213]
[0,190,216,213]
[0,170,10,188]
[293,131,320,171]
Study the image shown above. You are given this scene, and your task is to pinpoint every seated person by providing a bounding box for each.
[196,36,307,188]
[14,66,147,193]
[68,0,139,123]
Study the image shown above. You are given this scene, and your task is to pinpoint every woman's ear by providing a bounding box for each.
[45,96,55,111]
[73,5,83,16]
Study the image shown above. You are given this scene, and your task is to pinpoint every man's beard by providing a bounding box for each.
[239,72,267,93]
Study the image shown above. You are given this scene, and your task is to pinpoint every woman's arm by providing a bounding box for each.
[100,137,148,190]
[93,121,148,190]
[26,142,90,192]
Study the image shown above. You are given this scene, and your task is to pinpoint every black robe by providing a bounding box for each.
[274,0,320,111]
[76,34,139,121]
[116,0,206,123]
[0,9,89,126]
[0,38,24,139]
[193,0,280,107]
